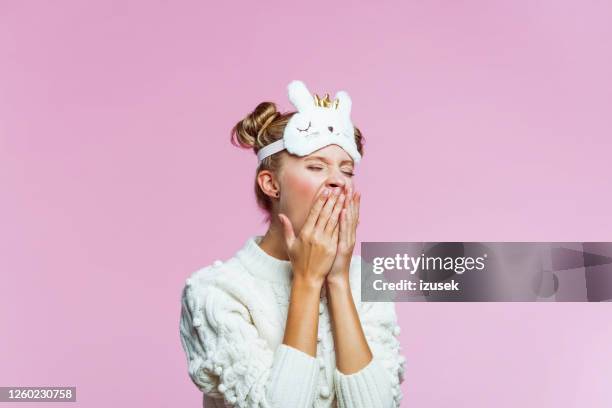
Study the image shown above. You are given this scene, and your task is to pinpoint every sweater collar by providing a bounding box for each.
[236,235,293,286]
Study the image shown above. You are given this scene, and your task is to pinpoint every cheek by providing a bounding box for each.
[285,170,320,198]
[283,171,322,220]
[295,177,319,197]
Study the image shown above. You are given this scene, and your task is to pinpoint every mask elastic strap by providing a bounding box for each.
[256,139,285,163]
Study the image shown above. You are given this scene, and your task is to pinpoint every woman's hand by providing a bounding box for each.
[327,186,361,285]
[278,184,346,288]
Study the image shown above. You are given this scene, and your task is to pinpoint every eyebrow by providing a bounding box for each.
[305,156,354,166]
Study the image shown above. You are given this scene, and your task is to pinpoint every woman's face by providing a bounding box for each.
[278,144,356,235]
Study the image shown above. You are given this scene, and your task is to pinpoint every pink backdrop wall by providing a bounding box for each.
[1,1,611,406]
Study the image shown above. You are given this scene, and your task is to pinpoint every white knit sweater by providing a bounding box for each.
[179,235,406,408]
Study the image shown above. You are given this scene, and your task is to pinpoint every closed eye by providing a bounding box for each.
[297,121,312,132]
[307,166,355,177]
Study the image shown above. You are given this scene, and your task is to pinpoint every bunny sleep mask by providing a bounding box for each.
[256,80,362,165]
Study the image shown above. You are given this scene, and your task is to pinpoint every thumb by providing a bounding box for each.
[278,213,295,249]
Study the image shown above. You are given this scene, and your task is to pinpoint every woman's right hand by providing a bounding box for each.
[278,185,346,288]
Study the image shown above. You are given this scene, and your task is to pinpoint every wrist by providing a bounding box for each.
[293,274,325,292]
[326,274,350,290]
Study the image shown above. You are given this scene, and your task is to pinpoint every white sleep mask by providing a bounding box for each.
[256,80,362,165]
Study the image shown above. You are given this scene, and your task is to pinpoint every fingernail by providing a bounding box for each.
[323,188,329,196]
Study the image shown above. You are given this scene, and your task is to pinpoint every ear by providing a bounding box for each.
[334,90,352,118]
[256,169,280,198]
[288,80,315,113]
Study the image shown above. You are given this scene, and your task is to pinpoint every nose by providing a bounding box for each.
[325,171,347,191]
[328,126,333,132]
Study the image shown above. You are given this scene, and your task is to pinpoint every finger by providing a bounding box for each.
[349,198,356,244]
[344,185,351,209]
[278,213,295,248]
[355,191,361,227]
[302,186,330,235]
[314,188,340,232]
[346,186,355,226]
[324,191,345,235]
[349,190,359,242]
[332,218,339,243]
[339,208,348,246]
[342,186,354,233]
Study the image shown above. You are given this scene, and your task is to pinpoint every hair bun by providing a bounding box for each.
[231,102,279,150]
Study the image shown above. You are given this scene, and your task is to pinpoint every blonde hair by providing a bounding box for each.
[230,101,365,223]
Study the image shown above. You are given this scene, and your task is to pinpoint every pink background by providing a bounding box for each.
[1,1,611,407]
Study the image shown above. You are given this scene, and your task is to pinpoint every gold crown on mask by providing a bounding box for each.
[313,93,340,109]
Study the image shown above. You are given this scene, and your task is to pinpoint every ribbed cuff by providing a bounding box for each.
[334,357,394,408]
[267,344,320,407]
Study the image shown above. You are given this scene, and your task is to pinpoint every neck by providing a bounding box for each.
[258,217,290,261]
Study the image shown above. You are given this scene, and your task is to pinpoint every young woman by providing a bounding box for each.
[179,80,406,408]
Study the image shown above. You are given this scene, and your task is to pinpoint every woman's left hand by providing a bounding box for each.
[327,186,361,284]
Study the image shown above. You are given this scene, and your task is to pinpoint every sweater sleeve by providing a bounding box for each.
[179,276,320,408]
[333,301,406,408]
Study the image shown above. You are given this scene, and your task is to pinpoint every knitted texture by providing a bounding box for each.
[179,235,406,407]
